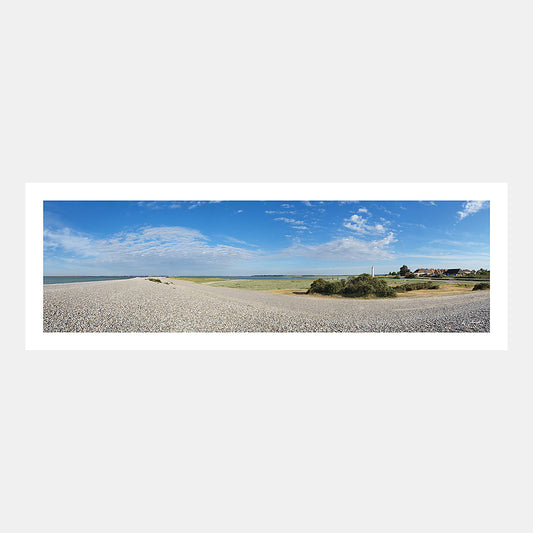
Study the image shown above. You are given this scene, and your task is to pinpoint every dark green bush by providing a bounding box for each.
[308,278,344,294]
[372,278,397,297]
[323,280,345,294]
[394,281,440,292]
[308,275,396,298]
[148,278,162,283]
[308,278,328,293]
[472,282,490,291]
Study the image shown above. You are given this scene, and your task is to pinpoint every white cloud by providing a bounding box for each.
[274,217,305,224]
[137,201,181,209]
[358,207,368,213]
[44,226,259,269]
[343,213,389,235]
[279,233,396,261]
[187,201,221,210]
[43,228,96,257]
[222,235,258,247]
[136,201,162,209]
[457,201,489,220]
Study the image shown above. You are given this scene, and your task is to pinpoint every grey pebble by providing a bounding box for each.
[43,277,490,333]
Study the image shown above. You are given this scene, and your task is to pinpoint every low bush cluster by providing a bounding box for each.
[393,281,440,292]
[472,282,490,291]
[308,274,397,298]
[148,278,162,283]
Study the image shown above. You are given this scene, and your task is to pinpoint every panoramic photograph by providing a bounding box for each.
[43,199,490,333]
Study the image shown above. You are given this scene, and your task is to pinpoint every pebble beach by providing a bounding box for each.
[43,277,490,333]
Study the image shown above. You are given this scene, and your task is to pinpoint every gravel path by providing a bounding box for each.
[43,277,490,333]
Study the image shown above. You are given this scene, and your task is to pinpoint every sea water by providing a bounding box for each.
[43,275,324,285]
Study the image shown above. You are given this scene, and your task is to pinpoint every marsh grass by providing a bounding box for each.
[172,277,230,283]
[167,276,480,298]
[393,281,440,292]
[208,279,316,291]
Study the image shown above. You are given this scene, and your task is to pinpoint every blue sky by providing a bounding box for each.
[43,200,490,275]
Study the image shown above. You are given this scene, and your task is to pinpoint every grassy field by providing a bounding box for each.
[207,279,314,292]
[171,277,230,283]
[171,276,484,297]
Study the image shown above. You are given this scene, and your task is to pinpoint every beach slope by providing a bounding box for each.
[43,277,490,333]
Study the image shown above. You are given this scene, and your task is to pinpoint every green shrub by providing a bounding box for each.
[308,274,396,298]
[324,280,345,294]
[394,281,439,292]
[308,278,327,293]
[472,282,490,291]
[308,278,344,294]
[372,278,397,298]
[148,278,162,283]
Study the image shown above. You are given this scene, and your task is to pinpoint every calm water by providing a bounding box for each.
[43,275,325,285]
[44,276,139,285]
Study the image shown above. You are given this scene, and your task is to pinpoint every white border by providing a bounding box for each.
[26,182,507,350]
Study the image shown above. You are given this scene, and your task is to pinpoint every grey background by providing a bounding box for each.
[3,2,531,532]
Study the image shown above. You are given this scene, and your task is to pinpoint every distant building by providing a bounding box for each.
[445,268,461,276]
[414,268,435,277]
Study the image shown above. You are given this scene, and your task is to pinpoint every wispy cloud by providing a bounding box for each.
[187,201,221,210]
[137,201,181,209]
[222,235,259,247]
[279,233,396,261]
[44,226,259,270]
[429,238,487,247]
[265,210,296,215]
[137,201,162,210]
[457,201,489,221]
[274,217,305,225]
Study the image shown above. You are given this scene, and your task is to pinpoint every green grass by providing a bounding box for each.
[168,276,482,296]
[171,277,230,283]
[208,279,315,291]
[393,281,440,292]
